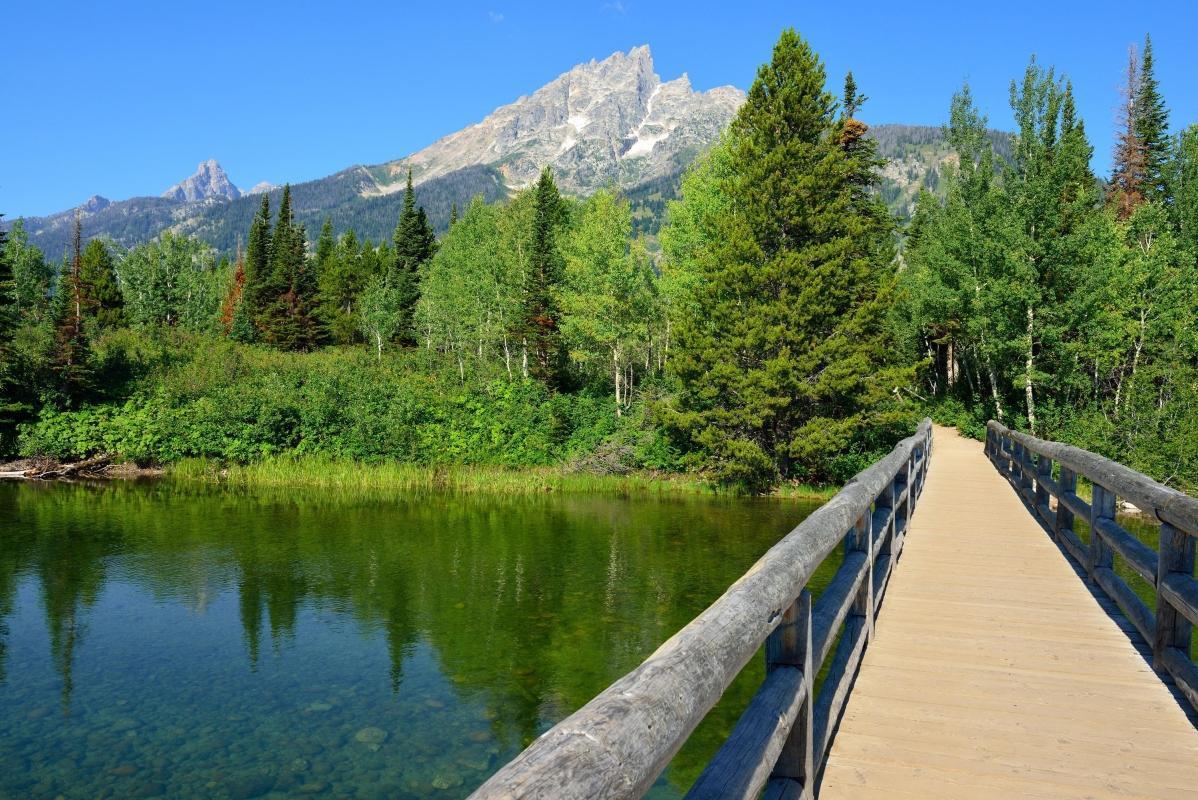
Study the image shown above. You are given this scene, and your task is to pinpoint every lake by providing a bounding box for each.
[0,480,823,799]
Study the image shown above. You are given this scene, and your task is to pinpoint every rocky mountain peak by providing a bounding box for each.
[81,195,110,214]
[162,159,242,202]
[379,45,745,196]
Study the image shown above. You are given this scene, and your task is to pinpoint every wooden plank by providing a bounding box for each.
[810,551,868,668]
[1093,517,1158,586]
[683,666,808,800]
[822,426,1198,800]
[1159,645,1198,713]
[1093,566,1156,644]
[1160,571,1198,629]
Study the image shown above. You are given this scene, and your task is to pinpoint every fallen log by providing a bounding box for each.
[21,453,115,480]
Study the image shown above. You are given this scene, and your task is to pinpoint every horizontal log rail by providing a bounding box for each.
[986,421,1198,715]
[468,419,934,800]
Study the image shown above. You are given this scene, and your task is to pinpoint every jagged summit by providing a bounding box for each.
[162,159,242,202]
[371,45,745,195]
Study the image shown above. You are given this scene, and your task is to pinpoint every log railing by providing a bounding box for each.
[469,419,933,800]
[986,420,1198,715]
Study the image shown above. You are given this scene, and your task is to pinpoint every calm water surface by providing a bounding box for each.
[0,481,824,799]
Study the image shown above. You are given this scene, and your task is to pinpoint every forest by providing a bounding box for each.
[0,30,1195,492]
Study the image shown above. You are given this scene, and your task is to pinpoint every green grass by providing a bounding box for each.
[168,455,835,500]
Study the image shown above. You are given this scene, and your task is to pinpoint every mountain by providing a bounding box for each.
[12,46,741,258]
[8,47,1010,260]
[161,159,242,202]
[373,45,744,195]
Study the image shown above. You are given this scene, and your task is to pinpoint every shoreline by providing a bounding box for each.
[1,456,834,501]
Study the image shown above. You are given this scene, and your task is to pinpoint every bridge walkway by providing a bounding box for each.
[821,426,1198,799]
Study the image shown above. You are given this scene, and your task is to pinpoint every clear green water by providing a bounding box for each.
[0,481,825,799]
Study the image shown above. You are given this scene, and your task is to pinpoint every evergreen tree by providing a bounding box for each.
[450,202,459,226]
[664,30,908,488]
[6,220,52,323]
[240,193,272,341]
[0,215,17,448]
[79,239,124,329]
[1134,34,1171,203]
[255,186,323,349]
[1174,126,1198,260]
[523,167,569,386]
[1110,46,1147,219]
[392,170,436,344]
[50,214,92,404]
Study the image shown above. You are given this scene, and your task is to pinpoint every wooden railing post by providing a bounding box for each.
[1036,455,1053,522]
[1056,467,1076,541]
[876,479,895,557]
[851,511,876,642]
[767,589,815,798]
[1089,484,1115,580]
[1154,523,1196,672]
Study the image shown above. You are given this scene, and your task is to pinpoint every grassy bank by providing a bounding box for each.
[168,455,836,500]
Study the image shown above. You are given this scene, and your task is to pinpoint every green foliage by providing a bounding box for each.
[662,29,912,490]
[118,232,226,331]
[898,49,1198,490]
[79,239,124,330]
[1135,35,1172,203]
[357,275,405,360]
[523,168,570,387]
[392,170,437,344]
[17,335,662,472]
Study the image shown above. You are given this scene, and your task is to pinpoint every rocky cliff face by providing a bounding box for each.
[162,159,242,202]
[371,45,744,195]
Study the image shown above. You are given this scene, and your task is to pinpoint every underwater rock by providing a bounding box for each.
[306,702,333,713]
[131,781,165,798]
[354,727,388,752]
[224,774,275,800]
[111,718,141,733]
[296,782,328,795]
[108,764,139,777]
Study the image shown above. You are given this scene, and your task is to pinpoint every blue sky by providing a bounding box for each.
[4,0,1196,217]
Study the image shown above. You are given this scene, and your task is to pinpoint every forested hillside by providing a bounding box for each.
[2,31,1195,493]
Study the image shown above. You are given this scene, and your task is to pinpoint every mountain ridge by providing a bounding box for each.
[8,47,1004,258]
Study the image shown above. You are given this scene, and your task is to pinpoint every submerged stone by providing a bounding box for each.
[354,727,388,752]
[224,774,275,800]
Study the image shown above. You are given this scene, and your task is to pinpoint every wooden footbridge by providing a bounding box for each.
[470,420,1198,799]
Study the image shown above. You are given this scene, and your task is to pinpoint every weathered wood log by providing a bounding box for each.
[1093,566,1156,644]
[22,453,114,480]
[467,420,933,800]
[1092,517,1158,586]
[988,421,1198,535]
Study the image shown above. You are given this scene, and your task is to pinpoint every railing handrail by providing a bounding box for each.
[987,420,1198,533]
[469,418,933,799]
[986,420,1198,717]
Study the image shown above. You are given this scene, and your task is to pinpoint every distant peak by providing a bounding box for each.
[163,159,241,203]
[81,195,110,213]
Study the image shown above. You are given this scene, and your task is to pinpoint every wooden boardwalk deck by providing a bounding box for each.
[821,426,1198,799]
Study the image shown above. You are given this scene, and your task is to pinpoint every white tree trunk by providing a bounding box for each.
[1024,306,1036,435]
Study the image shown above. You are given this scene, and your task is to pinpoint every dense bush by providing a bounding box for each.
[18,333,654,469]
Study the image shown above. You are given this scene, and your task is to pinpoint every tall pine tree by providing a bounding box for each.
[523,167,569,386]
[79,239,124,330]
[257,185,322,349]
[51,213,93,404]
[391,169,436,344]
[1134,34,1171,203]
[664,30,908,488]
[1110,46,1147,219]
[238,193,273,341]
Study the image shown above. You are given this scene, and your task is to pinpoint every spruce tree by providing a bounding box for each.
[392,169,435,344]
[1110,46,1147,219]
[79,239,124,329]
[524,167,569,387]
[256,186,322,350]
[51,213,92,404]
[1134,34,1171,203]
[665,30,908,488]
[240,193,272,340]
